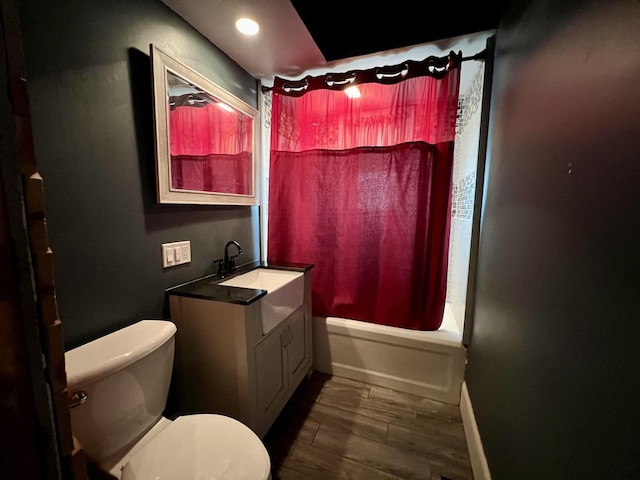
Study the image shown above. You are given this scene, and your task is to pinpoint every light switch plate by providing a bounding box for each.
[162,241,191,268]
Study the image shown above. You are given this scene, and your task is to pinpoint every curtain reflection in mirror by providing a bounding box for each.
[167,71,252,195]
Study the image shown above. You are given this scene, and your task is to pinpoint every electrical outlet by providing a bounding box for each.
[162,241,191,268]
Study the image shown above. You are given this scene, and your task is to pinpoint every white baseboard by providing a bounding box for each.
[460,381,492,480]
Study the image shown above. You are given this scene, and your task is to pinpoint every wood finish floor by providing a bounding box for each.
[263,372,473,480]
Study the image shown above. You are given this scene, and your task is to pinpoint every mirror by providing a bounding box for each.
[150,45,259,205]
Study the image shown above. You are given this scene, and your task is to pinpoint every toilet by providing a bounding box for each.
[65,319,271,479]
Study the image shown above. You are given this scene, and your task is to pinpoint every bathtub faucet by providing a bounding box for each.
[223,240,243,272]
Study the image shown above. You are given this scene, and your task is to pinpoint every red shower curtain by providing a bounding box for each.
[169,103,252,194]
[268,68,460,330]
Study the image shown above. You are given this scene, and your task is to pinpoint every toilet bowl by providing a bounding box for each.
[121,415,269,479]
[65,320,271,479]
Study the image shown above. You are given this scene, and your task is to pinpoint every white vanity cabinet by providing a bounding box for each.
[168,268,312,438]
[255,306,309,430]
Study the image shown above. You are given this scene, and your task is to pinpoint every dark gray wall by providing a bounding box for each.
[17,0,260,349]
[467,0,640,478]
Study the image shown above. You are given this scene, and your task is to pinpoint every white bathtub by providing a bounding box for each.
[312,304,466,404]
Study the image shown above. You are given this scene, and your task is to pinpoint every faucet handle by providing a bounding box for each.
[214,258,224,275]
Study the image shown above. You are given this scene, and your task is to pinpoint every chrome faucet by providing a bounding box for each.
[223,240,243,272]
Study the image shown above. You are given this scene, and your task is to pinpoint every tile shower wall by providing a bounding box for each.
[446,62,485,333]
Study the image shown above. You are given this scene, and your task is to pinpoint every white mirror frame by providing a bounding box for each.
[150,44,260,205]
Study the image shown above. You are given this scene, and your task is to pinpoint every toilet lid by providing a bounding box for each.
[121,414,270,480]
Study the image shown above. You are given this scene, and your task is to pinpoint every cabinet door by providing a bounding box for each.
[287,309,310,382]
[255,323,287,416]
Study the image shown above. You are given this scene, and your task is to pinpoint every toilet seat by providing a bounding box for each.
[120,414,270,480]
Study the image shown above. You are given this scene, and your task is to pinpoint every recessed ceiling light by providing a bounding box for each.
[235,18,259,36]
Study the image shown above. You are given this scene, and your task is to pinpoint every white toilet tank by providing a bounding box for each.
[65,320,177,466]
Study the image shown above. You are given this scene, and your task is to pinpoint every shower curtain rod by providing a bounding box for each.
[261,49,486,95]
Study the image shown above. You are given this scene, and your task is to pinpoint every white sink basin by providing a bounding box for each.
[220,268,304,334]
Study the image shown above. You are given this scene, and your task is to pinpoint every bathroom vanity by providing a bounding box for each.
[167,262,313,438]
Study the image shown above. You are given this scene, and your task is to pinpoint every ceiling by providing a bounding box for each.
[161,0,504,80]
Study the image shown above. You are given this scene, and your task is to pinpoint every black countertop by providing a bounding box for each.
[166,260,314,305]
